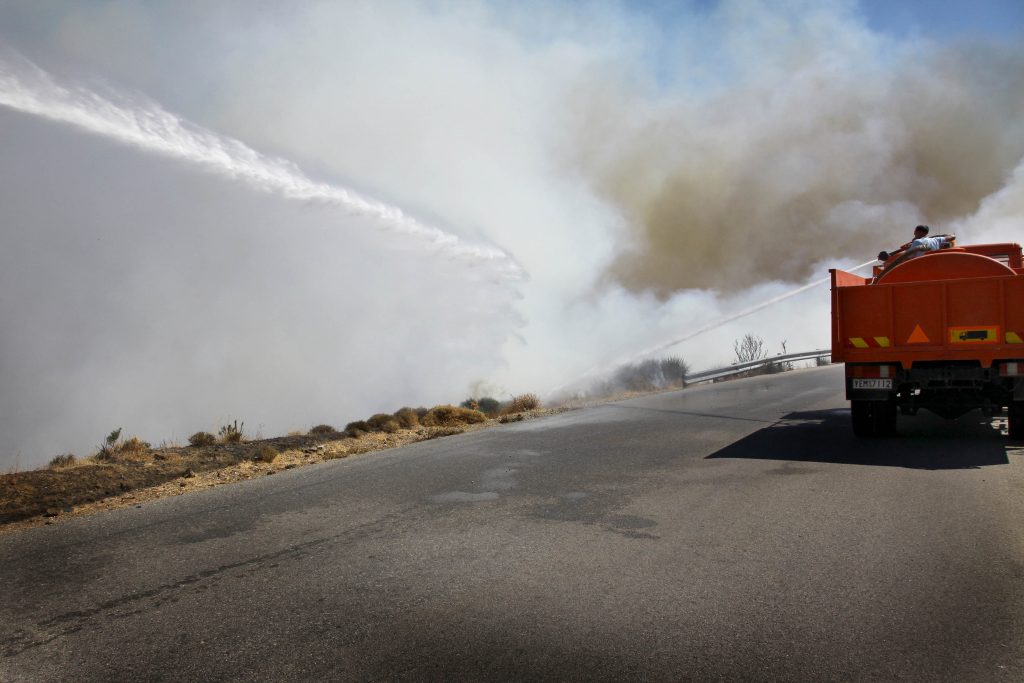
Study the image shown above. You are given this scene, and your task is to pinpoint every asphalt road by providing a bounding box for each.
[2,365,1023,682]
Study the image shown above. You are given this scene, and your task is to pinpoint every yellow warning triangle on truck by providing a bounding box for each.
[907,324,930,344]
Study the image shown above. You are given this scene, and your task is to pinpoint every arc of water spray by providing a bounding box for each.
[0,54,524,281]
[550,259,878,394]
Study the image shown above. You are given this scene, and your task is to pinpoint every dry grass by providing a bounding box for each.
[506,394,540,413]
[47,454,77,469]
[2,391,571,534]
[117,437,149,457]
[421,426,465,439]
[420,405,487,427]
[93,435,151,462]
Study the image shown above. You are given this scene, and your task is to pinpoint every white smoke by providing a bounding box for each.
[0,54,524,280]
[1,1,1023,468]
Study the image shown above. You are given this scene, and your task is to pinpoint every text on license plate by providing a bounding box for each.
[852,379,892,390]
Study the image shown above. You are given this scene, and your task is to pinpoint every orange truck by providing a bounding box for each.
[830,242,1024,437]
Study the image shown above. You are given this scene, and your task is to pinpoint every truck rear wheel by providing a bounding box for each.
[1010,401,1024,439]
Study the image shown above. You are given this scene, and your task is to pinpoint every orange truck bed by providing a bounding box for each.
[829,243,1024,437]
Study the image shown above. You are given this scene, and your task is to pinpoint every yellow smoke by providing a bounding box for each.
[566,32,1024,295]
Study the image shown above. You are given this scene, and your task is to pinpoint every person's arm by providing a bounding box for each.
[878,240,914,262]
[879,242,928,270]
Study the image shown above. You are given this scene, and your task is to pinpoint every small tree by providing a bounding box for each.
[95,427,123,460]
[734,334,767,364]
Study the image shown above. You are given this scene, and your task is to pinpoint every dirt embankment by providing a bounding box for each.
[0,419,529,534]
[1,388,676,534]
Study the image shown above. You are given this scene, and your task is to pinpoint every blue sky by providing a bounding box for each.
[625,0,1024,39]
[858,0,1024,39]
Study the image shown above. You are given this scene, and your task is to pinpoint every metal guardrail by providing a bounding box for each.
[683,350,832,385]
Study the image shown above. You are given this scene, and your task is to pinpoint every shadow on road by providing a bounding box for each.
[707,408,1020,470]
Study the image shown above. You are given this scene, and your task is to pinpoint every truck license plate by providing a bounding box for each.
[852,379,892,390]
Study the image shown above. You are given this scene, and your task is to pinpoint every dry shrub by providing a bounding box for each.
[308,424,336,436]
[94,431,150,461]
[94,427,122,461]
[219,420,245,443]
[415,406,430,420]
[507,394,540,413]
[421,405,486,427]
[118,436,150,457]
[499,414,524,424]
[189,431,217,447]
[48,453,77,468]
[366,413,401,433]
[256,445,278,463]
[345,420,370,438]
[393,407,420,429]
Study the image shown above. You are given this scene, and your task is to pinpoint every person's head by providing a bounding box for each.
[914,225,930,238]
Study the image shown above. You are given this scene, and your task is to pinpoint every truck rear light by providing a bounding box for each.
[847,364,899,379]
[1000,362,1022,377]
